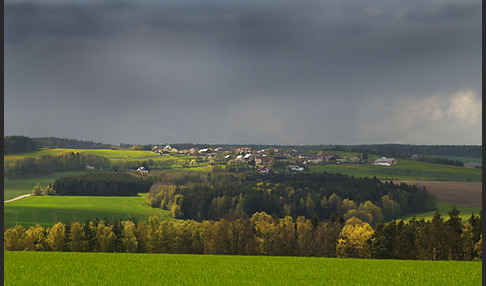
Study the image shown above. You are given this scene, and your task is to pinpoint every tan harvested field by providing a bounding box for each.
[394,180,481,208]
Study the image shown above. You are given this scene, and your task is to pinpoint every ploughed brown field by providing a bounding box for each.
[393,181,481,208]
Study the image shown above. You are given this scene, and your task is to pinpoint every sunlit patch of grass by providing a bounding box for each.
[5,195,169,227]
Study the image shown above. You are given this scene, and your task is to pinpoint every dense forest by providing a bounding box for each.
[4,136,111,154]
[32,137,112,149]
[146,172,435,224]
[53,172,152,196]
[4,136,39,154]
[4,210,481,260]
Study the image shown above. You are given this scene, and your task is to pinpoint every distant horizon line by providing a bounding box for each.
[5,134,481,147]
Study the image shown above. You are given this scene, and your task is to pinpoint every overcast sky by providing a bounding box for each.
[5,0,481,145]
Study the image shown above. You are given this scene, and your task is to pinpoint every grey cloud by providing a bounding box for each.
[5,0,481,144]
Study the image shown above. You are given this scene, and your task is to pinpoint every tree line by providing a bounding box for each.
[4,136,112,155]
[413,156,464,167]
[326,144,480,159]
[53,172,152,196]
[4,136,39,154]
[32,137,111,149]
[4,209,481,260]
[146,172,435,224]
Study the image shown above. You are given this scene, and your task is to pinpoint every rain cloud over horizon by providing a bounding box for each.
[5,0,481,145]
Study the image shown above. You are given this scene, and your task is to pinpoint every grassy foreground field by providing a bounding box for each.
[5,252,480,286]
[4,171,90,200]
[5,195,169,227]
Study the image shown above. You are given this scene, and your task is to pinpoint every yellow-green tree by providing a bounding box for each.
[155,220,175,253]
[251,212,277,255]
[70,222,86,252]
[344,209,373,224]
[96,221,116,252]
[359,201,384,224]
[296,216,313,256]
[275,216,296,256]
[121,221,138,252]
[47,222,66,251]
[340,199,357,214]
[336,220,374,258]
[474,235,482,259]
[170,194,184,218]
[4,225,26,250]
[145,216,160,252]
[135,221,149,252]
[24,225,48,251]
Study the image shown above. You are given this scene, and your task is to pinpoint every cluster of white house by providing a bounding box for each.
[138,145,398,177]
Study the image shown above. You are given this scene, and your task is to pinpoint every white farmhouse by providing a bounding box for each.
[288,165,305,171]
[137,166,149,175]
[374,157,397,166]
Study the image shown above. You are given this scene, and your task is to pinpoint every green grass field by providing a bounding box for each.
[4,171,91,200]
[4,148,157,161]
[308,158,481,182]
[4,148,208,170]
[5,252,480,286]
[401,202,481,222]
[5,195,169,227]
[5,147,187,162]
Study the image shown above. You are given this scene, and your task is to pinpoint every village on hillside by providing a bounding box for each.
[138,145,397,175]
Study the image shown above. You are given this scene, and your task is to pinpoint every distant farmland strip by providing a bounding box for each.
[394,181,481,208]
[308,158,480,182]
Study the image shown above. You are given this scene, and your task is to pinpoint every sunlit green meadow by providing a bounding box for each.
[5,252,480,286]
[5,195,169,227]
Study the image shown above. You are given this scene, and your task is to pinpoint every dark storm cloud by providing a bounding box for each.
[5,0,481,145]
